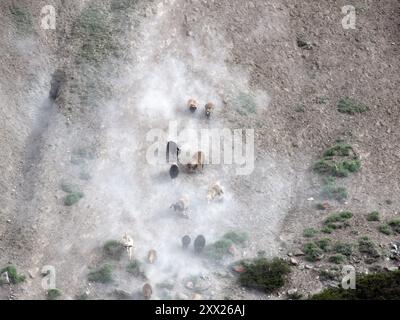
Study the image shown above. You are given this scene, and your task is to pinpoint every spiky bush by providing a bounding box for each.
[367,211,380,222]
[88,265,113,283]
[103,240,125,260]
[338,97,369,115]
[47,289,62,300]
[64,192,84,206]
[222,231,249,245]
[303,243,323,262]
[388,219,400,234]
[239,258,290,293]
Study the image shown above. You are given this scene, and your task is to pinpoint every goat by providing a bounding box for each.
[122,233,134,261]
[147,249,157,264]
[207,182,224,202]
[187,151,205,172]
[142,283,153,300]
[204,102,215,118]
[187,99,198,113]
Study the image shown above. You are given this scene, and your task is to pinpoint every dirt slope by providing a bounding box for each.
[0,0,399,300]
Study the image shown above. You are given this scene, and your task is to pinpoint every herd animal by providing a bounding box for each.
[122,233,134,261]
[187,99,215,118]
[134,99,220,300]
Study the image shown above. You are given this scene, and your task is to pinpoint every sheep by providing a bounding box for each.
[122,233,134,261]
[204,102,215,118]
[147,249,157,264]
[187,151,205,172]
[142,283,153,300]
[182,235,191,249]
[187,99,198,113]
[170,196,190,218]
[194,235,206,254]
[207,182,224,203]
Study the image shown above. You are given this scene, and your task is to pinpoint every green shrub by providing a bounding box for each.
[0,265,25,285]
[358,237,380,260]
[47,289,62,300]
[74,6,117,63]
[388,219,400,234]
[126,260,144,278]
[334,243,353,256]
[287,291,303,300]
[61,182,80,194]
[204,239,233,261]
[367,211,380,222]
[239,258,290,293]
[9,6,33,33]
[378,224,392,235]
[64,192,84,206]
[303,243,323,262]
[321,185,348,201]
[314,144,361,178]
[234,92,257,115]
[338,97,369,115]
[88,265,113,283]
[319,269,338,281]
[324,212,353,230]
[316,238,331,252]
[314,159,361,177]
[315,96,328,104]
[329,254,346,264]
[323,144,353,157]
[103,240,125,260]
[303,228,318,238]
[71,147,96,165]
[222,231,249,245]
[322,226,334,234]
[311,271,400,300]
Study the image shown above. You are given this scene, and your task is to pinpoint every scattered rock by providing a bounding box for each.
[232,265,246,273]
[113,289,131,300]
[305,264,314,270]
[287,288,298,295]
[192,293,202,300]
[290,258,299,266]
[293,249,305,256]
[185,281,194,289]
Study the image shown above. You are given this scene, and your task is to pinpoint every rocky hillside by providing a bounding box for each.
[0,0,399,300]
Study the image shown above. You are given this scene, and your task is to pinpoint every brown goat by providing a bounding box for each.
[143,283,153,300]
[187,99,198,113]
[187,151,205,171]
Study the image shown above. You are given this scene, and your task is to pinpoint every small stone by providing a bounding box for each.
[293,249,305,256]
[290,258,299,266]
[228,244,237,256]
[185,282,194,289]
[287,288,298,295]
[305,264,314,270]
[386,266,398,272]
[192,293,202,300]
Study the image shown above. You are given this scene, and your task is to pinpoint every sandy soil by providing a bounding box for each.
[0,0,399,300]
